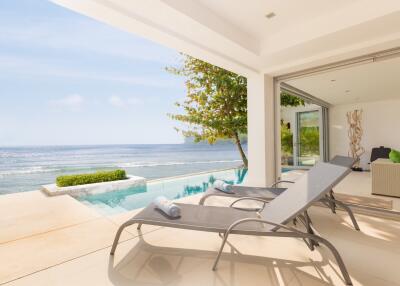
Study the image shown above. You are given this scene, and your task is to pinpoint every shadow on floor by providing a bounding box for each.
[107,234,343,286]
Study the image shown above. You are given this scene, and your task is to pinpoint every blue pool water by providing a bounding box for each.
[79,168,291,215]
[79,168,248,215]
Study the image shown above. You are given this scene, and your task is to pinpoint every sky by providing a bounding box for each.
[0,0,187,146]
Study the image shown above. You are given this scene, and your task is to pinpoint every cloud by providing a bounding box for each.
[49,94,84,111]
[109,95,124,108]
[0,55,179,88]
[108,95,144,108]
[0,16,179,65]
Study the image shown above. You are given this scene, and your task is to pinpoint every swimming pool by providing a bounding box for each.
[78,167,293,215]
[78,168,248,215]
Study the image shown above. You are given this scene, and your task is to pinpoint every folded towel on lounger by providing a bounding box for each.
[153,196,181,218]
[213,180,234,194]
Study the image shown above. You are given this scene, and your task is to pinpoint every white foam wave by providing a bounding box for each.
[0,160,242,177]
[116,160,242,168]
[0,166,60,176]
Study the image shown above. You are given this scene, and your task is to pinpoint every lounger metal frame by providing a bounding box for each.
[110,162,354,285]
[110,212,353,285]
[199,155,360,231]
[221,184,360,231]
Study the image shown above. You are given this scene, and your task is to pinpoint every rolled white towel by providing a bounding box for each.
[213,180,233,193]
[153,196,181,218]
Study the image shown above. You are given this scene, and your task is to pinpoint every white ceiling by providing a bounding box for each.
[286,56,400,105]
[197,0,357,43]
[53,0,400,77]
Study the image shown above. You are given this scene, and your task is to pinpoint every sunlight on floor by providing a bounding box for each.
[1,188,400,285]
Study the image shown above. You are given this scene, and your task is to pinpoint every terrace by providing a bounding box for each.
[2,0,400,285]
[1,186,400,285]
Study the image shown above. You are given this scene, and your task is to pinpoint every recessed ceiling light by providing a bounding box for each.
[265,12,276,19]
[345,90,350,93]
[330,79,336,82]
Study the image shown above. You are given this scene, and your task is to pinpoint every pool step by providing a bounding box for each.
[80,200,127,215]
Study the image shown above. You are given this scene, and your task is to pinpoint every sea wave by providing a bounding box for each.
[116,160,242,168]
[0,166,61,176]
[0,160,242,177]
[0,166,100,176]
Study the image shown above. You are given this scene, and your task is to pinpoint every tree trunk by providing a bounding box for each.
[233,132,248,168]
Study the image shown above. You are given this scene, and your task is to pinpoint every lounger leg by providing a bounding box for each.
[212,231,230,270]
[213,219,353,285]
[330,199,360,231]
[296,212,319,251]
[137,223,142,230]
[304,210,314,226]
[110,220,136,255]
[321,197,360,231]
[312,235,353,285]
[329,190,337,214]
[305,211,320,248]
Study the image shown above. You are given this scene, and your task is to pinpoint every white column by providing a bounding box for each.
[245,74,277,187]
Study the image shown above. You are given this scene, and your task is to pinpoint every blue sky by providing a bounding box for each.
[0,0,186,146]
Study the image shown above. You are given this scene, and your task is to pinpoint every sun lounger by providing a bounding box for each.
[199,155,360,231]
[110,162,353,285]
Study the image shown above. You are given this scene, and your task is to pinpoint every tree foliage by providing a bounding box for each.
[167,55,306,168]
[299,127,320,155]
[281,91,305,107]
[281,122,293,155]
[167,55,248,166]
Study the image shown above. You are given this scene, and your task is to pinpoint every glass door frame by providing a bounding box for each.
[293,108,324,167]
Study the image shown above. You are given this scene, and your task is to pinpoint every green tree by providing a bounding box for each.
[167,55,306,168]
[299,127,320,155]
[281,122,293,155]
[167,55,248,167]
[281,91,305,107]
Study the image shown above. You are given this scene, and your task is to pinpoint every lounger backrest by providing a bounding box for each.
[260,162,350,231]
[329,155,356,168]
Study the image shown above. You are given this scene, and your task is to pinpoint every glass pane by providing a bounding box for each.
[281,120,294,166]
[298,111,320,166]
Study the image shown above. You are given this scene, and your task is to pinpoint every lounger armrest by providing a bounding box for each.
[227,218,301,234]
[229,197,271,212]
[270,180,295,188]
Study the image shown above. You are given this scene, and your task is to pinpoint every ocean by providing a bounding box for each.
[0,144,245,195]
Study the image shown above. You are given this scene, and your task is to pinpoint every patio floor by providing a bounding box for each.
[1,172,400,286]
[284,170,400,212]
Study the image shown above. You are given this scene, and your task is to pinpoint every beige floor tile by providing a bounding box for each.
[107,208,162,236]
[8,223,399,286]
[2,177,400,286]
[0,218,132,284]
[331,171,400,211]
[1,228,349,286]
[309,206,400,285]
[283,170,400,211]
[0,191,100,244]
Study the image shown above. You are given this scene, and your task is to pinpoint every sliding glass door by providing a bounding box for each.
[294,110,320,166]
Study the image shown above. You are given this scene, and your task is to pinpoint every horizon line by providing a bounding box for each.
[0,143,188,148]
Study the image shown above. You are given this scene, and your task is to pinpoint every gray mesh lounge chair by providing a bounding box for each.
[110,162,353,285]
[199,155,360,231]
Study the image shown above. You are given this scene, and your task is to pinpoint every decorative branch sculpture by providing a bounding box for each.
[346,109,365,169]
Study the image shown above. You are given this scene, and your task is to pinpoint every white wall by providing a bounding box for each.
[330,99,400,169]
[245,74,276,187]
